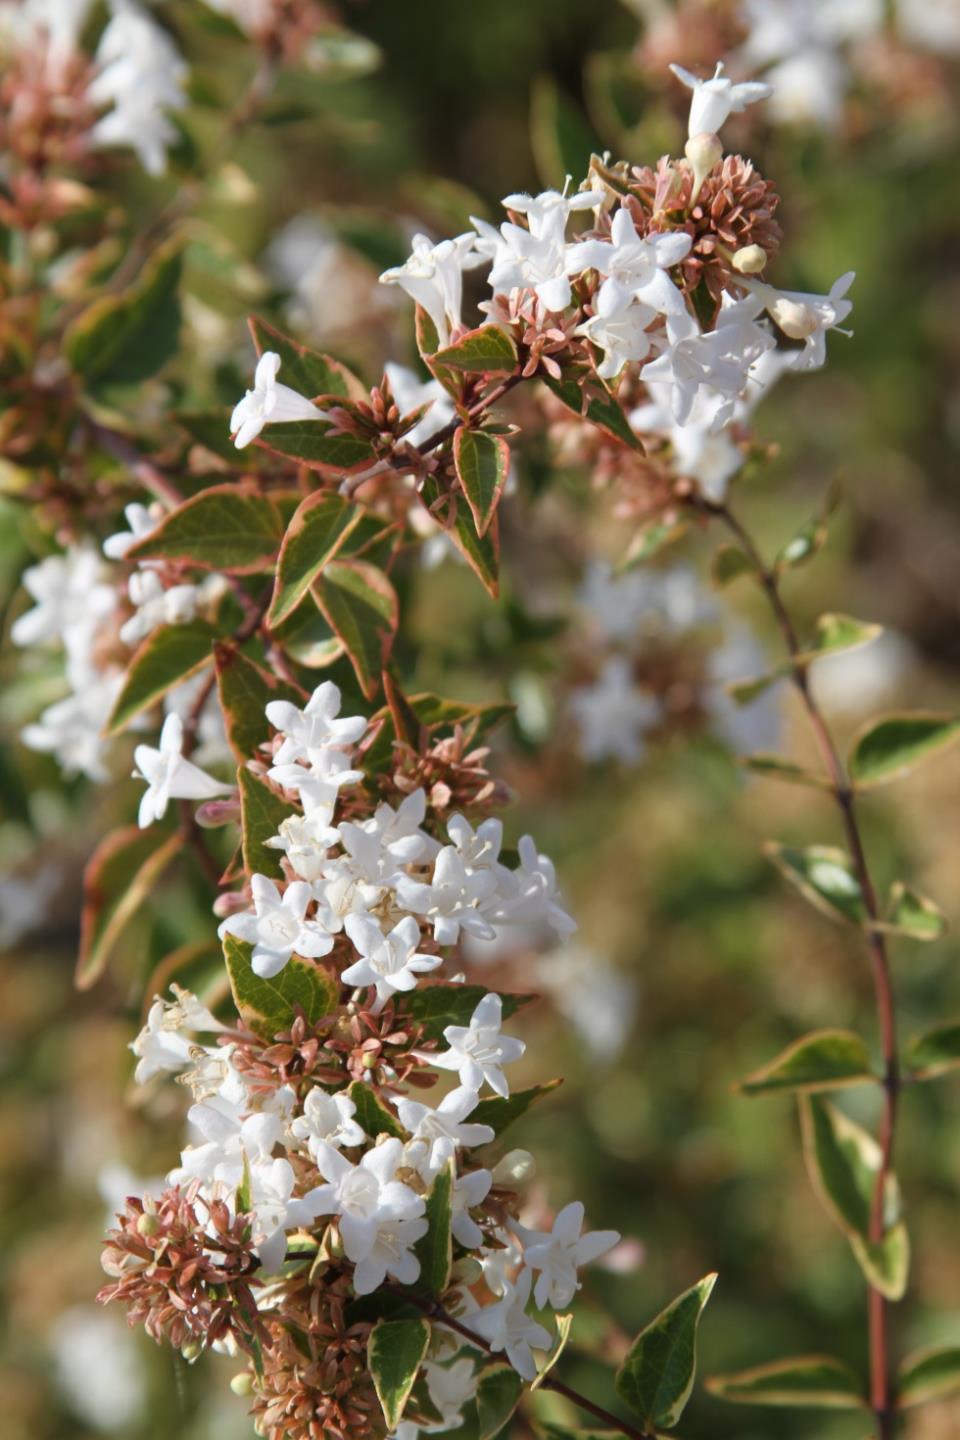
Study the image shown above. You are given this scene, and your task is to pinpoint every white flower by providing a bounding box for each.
[308,1137,428,1295]
[472,216,572,313]
[119,568,199,647]
[0,0,93,84]
[266,811,341,882]
[514,1201,620,1309]
[420,1357,478,1432]
[267,680,367,763]
[379,232,483,348]
[566,208,691,318]
[130,990,223,1086]
[743,271,855,369]
[22,668,122,782]
[88,1,189,177]
[397,1087,494,1179]
[341,913,441,1012]
[470,1269,552,1381]
[570,656,661,765]
[50,1306,145,1433]
[669,60,772,138]
[290,1088,365,1157]
[338,790,439,881]
[451,1167,493,1248]
[268,749,363,816]
[133,712,231,828]
[500,186,604,238]
[422,993,525,1099]
[395,847,499,947]
[231,350,328,448]
[384,362,456,449]
[12,545,115,651]
[217,873,335,978]
[446,813,504,871]
[497,836,577,939]
[577,294,658,380]
[201,0,274,34]
[103,501,164,560]
[639,310,757,426]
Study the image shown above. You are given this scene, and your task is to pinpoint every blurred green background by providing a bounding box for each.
[2,2,960,1437]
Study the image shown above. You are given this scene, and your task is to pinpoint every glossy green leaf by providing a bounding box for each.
[614,1273,717,1430]
[223,935,337,1042]
[65,239,182,385]
[897,1346,960,1409]
[312,558,398,700]
[454,428,510,537]
[413,1160,454,1297]
[881,881,947,942]
[848,713,960,789]
[472,1079,562,1137]
[129,484,283,573]
[542,372,642,452]
[256,420,376,473]
[106,621,216,734]
[347,1080,405,1140]
[476,1363,524,1439]
[268,491,362,626]
[401,985,531,1041]
[904,1021,960,1081]
[248,315,361,399]
[237,768,291,880]
[433,324,518,373]
[272,602,343,669]
[707,1355,866,1409]
[739,1030,876,1096]
[800,612,883,662]
[214,644,302,762]
[766,843,866,926]
[419,475,500,598]
[368,1318,431,1430]
[77,827,185,990]
[711,544,755,588]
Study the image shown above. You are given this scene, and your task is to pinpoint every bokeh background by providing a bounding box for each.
[2,1,960,1437]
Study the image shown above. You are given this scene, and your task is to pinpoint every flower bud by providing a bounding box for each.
[230,1371,254,1397]
[136,1211,161,1238]
[684,132,723,203]
[768,296,818,340]
[213,889,251,920]
[731,244,767,274]
[196,796,242,828]
[451,1256,483,1285]
[181,1340,202,1363]
[491,1149,536,1187]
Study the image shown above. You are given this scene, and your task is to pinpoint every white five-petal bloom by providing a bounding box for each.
[88,1,189,177]
[130,988,224,1085]
[514,1201,620,1309]
[103,501,164,560]
[231,351,328,449]
[570,655,662,765]
[265,810,341,882]
[133,712,231,829]
[669,60,773,138]
[340,913,441,1012]
[397,1086,494,1180]
[450,1167,493,1248]
[395,846,500,947]
[11,545,116,651]
[119,568,199,648]
[422,993,525,1099]
[218,873,335,978]
[379,232,484,348]
[308,1137,428,1295]
[743,271,855,369]
[266,681,368,764]
[566,207,692,318]
[470,1269,552,1381]
[290,1088,365,1158]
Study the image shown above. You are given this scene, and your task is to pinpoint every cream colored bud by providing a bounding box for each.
[136,1212,161,1238]
[684,132,723,202]
[451,1256,483,1285]
[230,1372,254,1397]
[181,1341,202,1363]
[491,1149,536,1188]
[731,244,767,275]
[768,296,818,340]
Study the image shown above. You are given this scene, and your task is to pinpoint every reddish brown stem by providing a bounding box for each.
[699,496,899,1438]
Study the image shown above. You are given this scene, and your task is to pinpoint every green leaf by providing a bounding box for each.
[129,484,283,573]
[347,1080,405,1139]
[401,985,531,1041]
[223,935,337,1042]
[707,1355,866,1410]
[272,602,343,669]
[256,420,376,473]
[711,544,755,588]
[799,1096,909,1300]
[312,558,398,700]
[726,668,789,706]
[471,1079,562,1137]
[106,621,216,734]
[65,238,182,386]
[433,325,518,374]
[413,1160,454,1297]
[268,492,363,626]
[904,1021,960,1081]
[897,1346,960,1409]
[419,475,500,598]
[620,517,688,569]
[247,316,361,399]
[799,611,883,662]
[238,769,292,880]
[739,1030,876,1096]
[368,1318,431,1430]
[542,372,642,452]
[766,843,866,926]
[882,881,947,942]
[741,754,828,788]
[476,1363,524,1439]
[614,1274,717,1430]
[848,713,960,789]
[454,428,510,538]
[775,479,842,571]
[530,1312,574,1392]
[77,827,185,990]
[214,644,302,762]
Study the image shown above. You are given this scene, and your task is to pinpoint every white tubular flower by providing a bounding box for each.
[570,656,662,765]
[290,1088,365,1158]
[21,670,122,783]
[266,680,367,763]
[384,362,456,449]
[394,847,499,947]
[119,569,199,648]
[133,712,232,829]
[268,749,363,816]
[265,811,341,882]
[669,60,772,138]
[743,271,855,369]
[130,990,223,1085]
[639,313,750,427]
[501,836,577,938]
[471,216,572,313]
[379,232,483,348]
[421,993,525,1099]
[339,790,439,879]
[421,1357,478,1432]
[451,1167,493,1248]
[103,501,164,560]
[577,296,658,380]
[396,1087,494,1180]
[217,873,335,978]
[11,545,116,651]
[446,813,504,870]
[470,1269,552,1381]
[514,1201,620,1309]
[308,1138,428,1295]
[566,207,692,317]
[340,913,441,1012]
[88,1,189,177]
[500,186,604,238]
[231,351,328,449]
